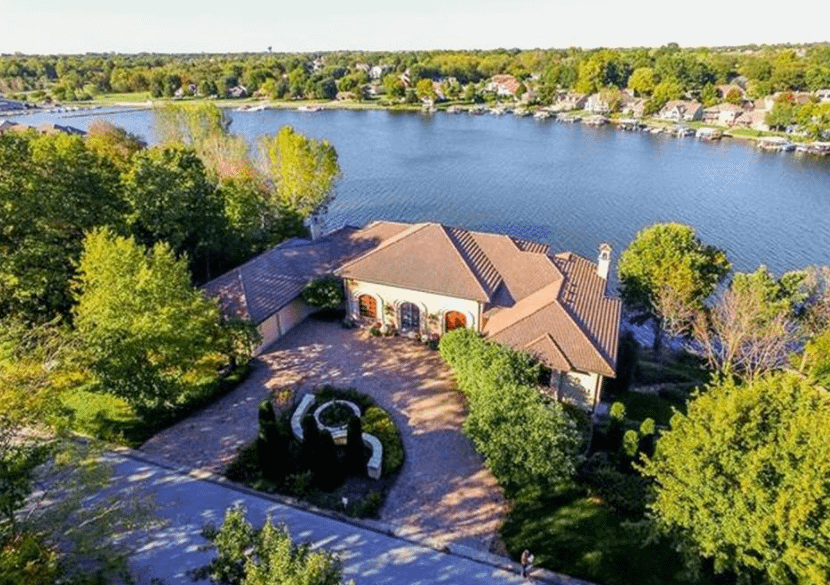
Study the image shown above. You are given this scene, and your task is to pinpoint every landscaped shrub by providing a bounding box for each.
[579,453,650,517]
[350,490,383,518]
[605,331,638,394]
[362,406,404,475]
[622,430,639,458]
[638,418,656,458]
[301,275,344,310]
[257,400,289,480]
[314,429,341,491]
[345,416,365,473]
[439,328,580,493]
[301,415,320,466]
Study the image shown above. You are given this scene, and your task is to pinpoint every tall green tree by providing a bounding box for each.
[261,126,341,219]
[618,223,730,354]
[642,373,830,584]
[72,228,229,411]
[0,131,125,322]
[123,145,226,282]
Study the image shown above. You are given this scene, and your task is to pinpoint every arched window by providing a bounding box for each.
[445,311,466,331]
[358,294,377,319]
[399,302,420,331]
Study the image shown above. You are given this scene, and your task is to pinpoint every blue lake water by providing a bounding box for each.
[10,106,830,276]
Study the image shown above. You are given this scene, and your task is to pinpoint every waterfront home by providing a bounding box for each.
[816,89,830,103]
[702,103,744,126]
[551,92,588,112]
[585,93,611,114]
[734,109,770,132]
[205,221,622,412]
[486,74,521,97]
[658,100,703,122]
[227,85,248,98]
[621,98,646,118]
[337,222,621,411]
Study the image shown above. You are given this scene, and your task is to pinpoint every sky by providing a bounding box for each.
[2,0,828,54]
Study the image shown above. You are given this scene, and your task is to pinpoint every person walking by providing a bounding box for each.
[520,549,534,579]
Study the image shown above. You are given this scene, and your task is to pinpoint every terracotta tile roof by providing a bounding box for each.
[208,220,621,377]
[337,223,501,302]
[203,222,408,323]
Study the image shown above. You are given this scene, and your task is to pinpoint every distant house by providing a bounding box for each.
[585,93,611,114]
[815,89,830,103]
[369,65,387,80]
[658,100,703,122]
[205,221,622,412]
[486,74,522,97]
[551,92,588,112]
[621,98,646,118]
[717,84,746,100]
[733,110,770,132]
[702,103,744,126]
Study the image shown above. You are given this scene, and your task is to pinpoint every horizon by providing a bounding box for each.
[4,0,828,55]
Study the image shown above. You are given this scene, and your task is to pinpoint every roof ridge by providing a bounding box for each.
[526,333,572,370]
[484,282,562,337]
[337,222,428,272]
[236,268,251,320]
[444,226,502,298]
[437,225,492,301]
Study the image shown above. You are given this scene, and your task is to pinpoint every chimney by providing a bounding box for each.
[597,243,612,280]
[308,214,324,241]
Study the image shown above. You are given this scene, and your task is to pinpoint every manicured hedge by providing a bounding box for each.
[440,328,581,493]
[362,406,404,475]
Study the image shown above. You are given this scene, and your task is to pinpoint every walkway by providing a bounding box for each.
[140,319,506,552]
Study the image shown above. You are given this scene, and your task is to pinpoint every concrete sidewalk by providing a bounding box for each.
[111,449,595,585]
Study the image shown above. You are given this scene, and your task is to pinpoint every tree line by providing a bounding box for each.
[0,104,341,583]
[3,43,830,106]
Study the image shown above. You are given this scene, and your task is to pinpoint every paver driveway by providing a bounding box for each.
[141,319,507,552]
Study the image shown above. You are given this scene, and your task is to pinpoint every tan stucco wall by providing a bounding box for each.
[345,279,480,335]
[555,370,602,411]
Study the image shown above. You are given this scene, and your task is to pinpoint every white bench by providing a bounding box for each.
[290,393,317,441]
[362,433,383,479]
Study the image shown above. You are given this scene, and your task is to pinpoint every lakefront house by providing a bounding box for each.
[205,221,622,411]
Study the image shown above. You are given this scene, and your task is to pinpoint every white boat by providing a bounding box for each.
[297,105,323,112]
[696,127,722,140]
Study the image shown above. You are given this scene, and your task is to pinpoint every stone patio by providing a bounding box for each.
[140,318,507,552]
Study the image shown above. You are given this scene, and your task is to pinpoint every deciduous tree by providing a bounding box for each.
[642,373,830,584]
[691,266,805,379]
[618,223,730,354]
[260,126,341,219]
[73,228,228,411]
[191,505,352,585]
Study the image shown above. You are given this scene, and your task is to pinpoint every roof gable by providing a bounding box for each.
[337,223,501,302]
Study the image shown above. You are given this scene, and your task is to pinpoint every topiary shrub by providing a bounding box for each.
[257,399,288,480]
[314,429,341,491]
[638,417,656,458]
[300,275,344,310]
[362,406,404,475]
[345,415,366,474]
[300,415,319,469]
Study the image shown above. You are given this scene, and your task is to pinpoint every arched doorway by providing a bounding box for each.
[399,302,420,331]
[358,294,377,319]
[445,311,466,331]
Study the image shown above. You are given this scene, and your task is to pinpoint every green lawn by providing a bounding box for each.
[502,484,692,585]
[61,363,250,446]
